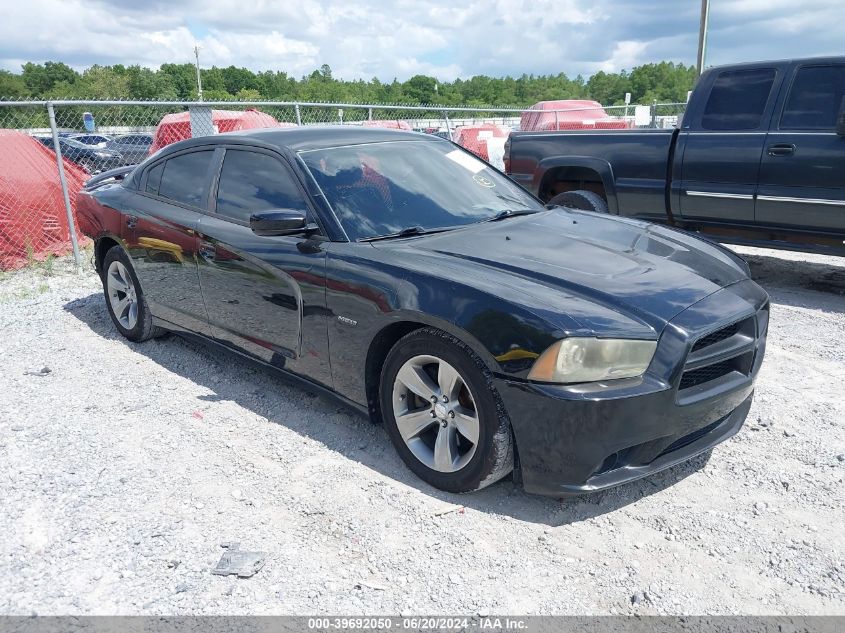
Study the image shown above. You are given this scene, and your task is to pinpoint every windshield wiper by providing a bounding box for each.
[359,226,453,242]
[483,209,539,223]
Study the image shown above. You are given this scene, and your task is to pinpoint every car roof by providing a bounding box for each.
[157,125,442,157]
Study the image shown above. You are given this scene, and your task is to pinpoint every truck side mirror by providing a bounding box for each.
[837,96,845,136]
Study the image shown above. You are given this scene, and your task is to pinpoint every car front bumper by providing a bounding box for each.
[497,279,768,497]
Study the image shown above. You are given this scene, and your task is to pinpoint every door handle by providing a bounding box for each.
[767,143,796,157]
[126,215,138,229]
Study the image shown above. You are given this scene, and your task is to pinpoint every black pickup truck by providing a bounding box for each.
[505,57,845,255]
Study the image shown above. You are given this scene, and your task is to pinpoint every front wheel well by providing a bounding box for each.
[94,236,120,275]
[365,321,429,423]
[540,166,606,203]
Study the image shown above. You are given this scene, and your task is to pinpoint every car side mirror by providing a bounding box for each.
[249,210,311,236]
[836,96,845,136]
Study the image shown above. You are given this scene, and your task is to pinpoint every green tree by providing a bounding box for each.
[403,75,437,104]
[586,70,631,105]
[0,70,28,98]
[21,61,79,96]
[159,63,197,99]
[1,58,699,108]
[235,87,262,101]
[221,66,258,94]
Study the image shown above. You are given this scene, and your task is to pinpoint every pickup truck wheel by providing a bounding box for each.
[549,190,609,214]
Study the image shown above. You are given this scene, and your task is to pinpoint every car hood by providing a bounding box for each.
[372,209,748,334]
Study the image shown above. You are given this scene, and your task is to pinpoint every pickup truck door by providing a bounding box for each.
[756,63,845,231]
[194,146,331,384]
[678,67,779,224]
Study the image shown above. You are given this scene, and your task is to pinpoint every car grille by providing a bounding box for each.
[657,415,729,458]
[677,315,758,398]
[691,321,741,353]
[679,359,738,390]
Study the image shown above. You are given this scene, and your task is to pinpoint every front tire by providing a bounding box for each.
[548,189,609,213]
[101,246,162,342]
[380,328,514,493]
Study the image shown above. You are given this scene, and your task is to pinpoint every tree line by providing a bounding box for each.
[0,61,697,107]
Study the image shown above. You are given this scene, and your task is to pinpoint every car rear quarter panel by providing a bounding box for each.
[77,185,128,259]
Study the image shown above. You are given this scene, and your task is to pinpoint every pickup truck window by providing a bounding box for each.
[781,65,845,130]
[701,68,776,131]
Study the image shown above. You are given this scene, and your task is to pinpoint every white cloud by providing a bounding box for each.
[0,0,843,81]
[596,41,650,73]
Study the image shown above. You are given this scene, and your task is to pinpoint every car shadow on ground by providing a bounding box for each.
[743,251,845,312]
[65,292,711,527]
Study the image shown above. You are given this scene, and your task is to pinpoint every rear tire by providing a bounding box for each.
[380,328,514,493]
[548,189,609,213]
[101,246,163,342]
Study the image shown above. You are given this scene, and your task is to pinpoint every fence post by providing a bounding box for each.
[294,103,302,126]
[554,109,559,130]
[368,107,373,121]
[442,110,453,138]
[47,102,82,270]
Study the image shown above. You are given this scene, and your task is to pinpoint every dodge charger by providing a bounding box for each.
[77,126,769,497]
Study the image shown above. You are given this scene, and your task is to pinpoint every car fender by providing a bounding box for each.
[324,252,569,405]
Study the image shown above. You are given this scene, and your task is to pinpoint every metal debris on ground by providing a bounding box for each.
[211,542,266,578]
[433,503,464,517]
[24,366,51,377]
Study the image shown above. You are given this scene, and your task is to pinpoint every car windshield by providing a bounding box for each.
[299,140,543,241]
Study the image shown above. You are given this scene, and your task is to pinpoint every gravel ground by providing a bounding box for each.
[0,245,843,616]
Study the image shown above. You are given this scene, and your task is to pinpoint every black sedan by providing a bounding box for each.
[105,133,154,166]
[36,136,123,173]
[77,127,768,496]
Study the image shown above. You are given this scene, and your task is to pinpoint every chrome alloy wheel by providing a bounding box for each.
[391,355,480,473]
[106,259,139,330]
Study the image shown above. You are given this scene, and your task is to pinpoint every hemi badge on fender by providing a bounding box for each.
[337,316,358,326]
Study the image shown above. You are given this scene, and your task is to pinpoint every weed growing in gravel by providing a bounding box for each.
[0,283,50,303]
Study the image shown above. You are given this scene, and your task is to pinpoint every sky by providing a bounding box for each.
[1,0,843,81]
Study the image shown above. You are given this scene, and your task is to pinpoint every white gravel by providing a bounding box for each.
[0,245,843,615]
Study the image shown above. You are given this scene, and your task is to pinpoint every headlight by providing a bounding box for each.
[527,337,657,383]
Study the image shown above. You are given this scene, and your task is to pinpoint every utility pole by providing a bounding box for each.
[696,0,711,76]
[194,45,203,101]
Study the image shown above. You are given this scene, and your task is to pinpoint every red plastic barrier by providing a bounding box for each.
[149,108,291,154]
[451,124,510,166]
[0,131,89,270]
[361,120,412,130]
[521,100,629,131]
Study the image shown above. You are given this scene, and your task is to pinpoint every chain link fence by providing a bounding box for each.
[0,98,686,271]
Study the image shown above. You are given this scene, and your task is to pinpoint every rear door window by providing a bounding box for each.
[701,68,777,130]
[780,64,845,130]
[156,150,214,207]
